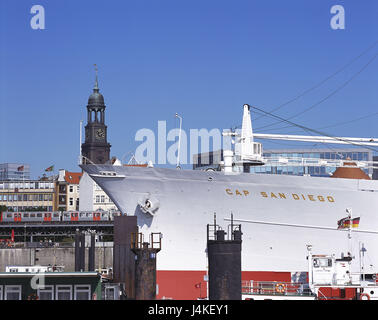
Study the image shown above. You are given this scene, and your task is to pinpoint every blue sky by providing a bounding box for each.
[0,0,377,178]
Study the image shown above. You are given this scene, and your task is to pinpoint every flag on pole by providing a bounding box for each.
[337,217,360,229]
[17,165,24,172]
[45,165,54,172]
[351,217,360,228]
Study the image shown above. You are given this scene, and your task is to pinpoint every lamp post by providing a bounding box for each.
[175,113,182,169]
[79,120,83,165]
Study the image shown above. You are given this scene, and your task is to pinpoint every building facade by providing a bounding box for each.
[79,172,118,213]
[0,180,54,212]
[54,170,82,212]
[0,163,30,181]
[193,148,375,178]
[251,148,373,178]
[374,156,378,180]
[0,272,102,300]
[192,150,223,171]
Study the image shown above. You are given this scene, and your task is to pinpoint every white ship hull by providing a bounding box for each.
[81,165,378,275]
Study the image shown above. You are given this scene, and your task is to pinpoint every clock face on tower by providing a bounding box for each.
[95,128,105,140]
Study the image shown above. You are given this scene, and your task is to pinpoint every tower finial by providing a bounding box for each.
[94,64,99,91]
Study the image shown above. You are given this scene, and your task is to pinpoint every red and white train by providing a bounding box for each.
[0,211,121,223]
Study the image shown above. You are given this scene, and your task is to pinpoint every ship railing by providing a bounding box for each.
[130,232,162,250]
[206,223,223,241]
[241,280,314,297]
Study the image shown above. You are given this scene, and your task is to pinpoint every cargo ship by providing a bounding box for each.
[80,105,378,299]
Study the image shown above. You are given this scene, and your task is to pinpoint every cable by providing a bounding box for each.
[256,51,378,131]
[256,110,378,133]
[251,106,378,153]
[254,40,378,123]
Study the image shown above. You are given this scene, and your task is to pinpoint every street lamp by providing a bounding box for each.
[175,113,182,169]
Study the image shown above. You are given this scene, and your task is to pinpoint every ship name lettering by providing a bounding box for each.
[260,192,335,203]
[226,188,249,196]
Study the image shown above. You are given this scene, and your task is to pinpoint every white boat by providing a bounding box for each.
[81,105,378,299]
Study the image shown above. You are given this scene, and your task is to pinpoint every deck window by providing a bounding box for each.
[74,285,91,300]
[56,285,72,300]
[38,285,54,300]
[4,285,21,300]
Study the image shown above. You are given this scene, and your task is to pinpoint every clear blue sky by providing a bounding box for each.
[0,0,377,178]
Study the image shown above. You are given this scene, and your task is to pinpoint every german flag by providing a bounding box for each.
[352,217,360,228]
[337,217,360,229]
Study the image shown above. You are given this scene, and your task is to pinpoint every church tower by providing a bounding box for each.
[81,65,111,164]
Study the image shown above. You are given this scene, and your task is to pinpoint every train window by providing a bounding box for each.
[30,214,35,218]
[6,214,11,218]
[36,213,42,218]
[53,213,59,218]
[23,213,29,218]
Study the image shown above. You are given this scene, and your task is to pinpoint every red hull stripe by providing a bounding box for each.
[156,270,291,300]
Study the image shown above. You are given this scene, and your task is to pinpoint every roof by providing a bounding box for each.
[0,272,100,278]
[331,161,371,180]
[123,164,148,167]
[64,171,83,184]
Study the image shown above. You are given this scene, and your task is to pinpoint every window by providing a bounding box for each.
[69,198,73,206]
[69,186,74,193]
[56,285,72,300]
[0,285,2,300]
[101,195,105,203]
[4,285,21,300]
[74,285,91,300]
[38,285,54,300]
[313,258,332,268]
[104,286,116,300]
[96,195,100,203]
